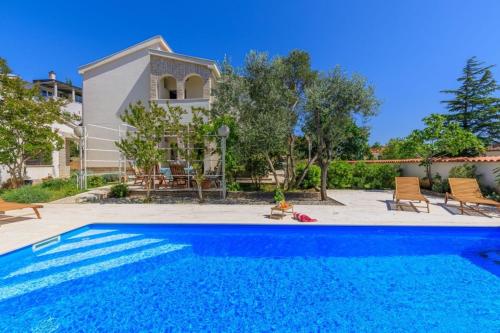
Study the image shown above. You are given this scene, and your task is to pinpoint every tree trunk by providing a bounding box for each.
[320,162,328,201]
[286,135,296,189]
[426,163,433,188]
[296,153,318,188]
[265,153,280,188]
[196,182,204,203]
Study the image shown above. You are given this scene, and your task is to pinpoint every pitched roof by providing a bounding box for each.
[348,156,500,164]
[149,49,220,78]
[78,35,220,77]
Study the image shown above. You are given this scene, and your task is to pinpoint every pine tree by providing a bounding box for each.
[441,57,500,146]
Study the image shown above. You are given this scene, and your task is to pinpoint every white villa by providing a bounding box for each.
[78,36,221,171]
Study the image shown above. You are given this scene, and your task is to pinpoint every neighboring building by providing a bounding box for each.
[0,72,82,185]
[34,71,83,118]
[370,147,384,159]
[78,36,220,170]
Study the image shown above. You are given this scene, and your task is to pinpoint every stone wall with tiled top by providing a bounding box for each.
[150,56,212,100]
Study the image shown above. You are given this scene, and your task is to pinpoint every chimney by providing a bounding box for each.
[48,71,56,80]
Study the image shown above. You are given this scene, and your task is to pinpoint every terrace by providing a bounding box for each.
[1,189,499,255]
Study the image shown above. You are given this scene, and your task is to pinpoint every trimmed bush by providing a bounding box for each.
[102,173,120,183]
[1,186,51,203]
[352,162,370,188]
[327,161,399,190]
[87,175,106,188]
[370,164,399,189]
[328,161,353,189]
[109,183,129,198]
[295,162,321,189]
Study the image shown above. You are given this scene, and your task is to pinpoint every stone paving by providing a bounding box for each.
[0,190,498,255]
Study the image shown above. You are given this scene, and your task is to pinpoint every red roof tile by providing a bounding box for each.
[349,156,500,164]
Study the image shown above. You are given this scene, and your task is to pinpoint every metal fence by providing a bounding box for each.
[78,123,227,197]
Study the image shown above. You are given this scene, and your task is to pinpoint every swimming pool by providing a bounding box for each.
[0,224,499,332]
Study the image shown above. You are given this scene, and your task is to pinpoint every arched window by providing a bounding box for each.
[159,76,177,99]
[184,75,204,99]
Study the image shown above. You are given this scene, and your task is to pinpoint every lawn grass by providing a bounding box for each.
[1,178,83,203]
[0,175,119,203]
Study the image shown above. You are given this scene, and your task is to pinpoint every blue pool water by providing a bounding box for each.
[0,224,500,332]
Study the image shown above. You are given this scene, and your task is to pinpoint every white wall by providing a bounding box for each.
[82,46,158,169]
[82,47,153,127]
[156,99,210,123]
[63,102,82,118]
[399,162,499,190]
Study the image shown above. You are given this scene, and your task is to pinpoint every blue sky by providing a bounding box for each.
[1,0,500,144]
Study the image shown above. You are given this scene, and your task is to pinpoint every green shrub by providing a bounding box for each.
[431,173,450,193]
[449,164,478,179]
[295,162,321,189]
[87,175,106,188]
[273,188,285,203]
[102,173,119,183]
[41,178,72,190]
[327,161,353,188]
[483,186,500,202]
[1,186,51,203]
[370,164,399,189]
[109,183,129,198]
[227,182,241,191]
[327,161,399,189]
[352,162,370,188]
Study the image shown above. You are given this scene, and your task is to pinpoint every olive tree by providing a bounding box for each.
[116,101,167,200]
[304,67,379,200]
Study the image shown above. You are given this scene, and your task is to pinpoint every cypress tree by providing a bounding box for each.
[441,57,500,146]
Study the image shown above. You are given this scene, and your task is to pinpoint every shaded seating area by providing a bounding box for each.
[445,178,500,216]
[127,161,221,193]
[0,198,43,220]
[393,177,430,213]
[168,163,190,188]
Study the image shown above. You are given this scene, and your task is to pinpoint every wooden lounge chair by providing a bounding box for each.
[393,177,430,213]
[169,163,189,188]
[0,198,43,220]
[445,178,500,216]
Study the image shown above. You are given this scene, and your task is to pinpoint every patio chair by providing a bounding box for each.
[169,163,189,188]
[0,198,43,220]
[445,178,500,216]
[130,164,146,185]
[393,177,430,213]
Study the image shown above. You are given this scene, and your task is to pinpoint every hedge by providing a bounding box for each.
[328,161,399,189]
[295,162,321,189]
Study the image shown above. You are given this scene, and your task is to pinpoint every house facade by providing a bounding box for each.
[78,36,220,170]
[79,35,219,126]
[0,72,81,185]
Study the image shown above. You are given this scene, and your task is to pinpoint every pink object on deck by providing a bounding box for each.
[293,212,318,223]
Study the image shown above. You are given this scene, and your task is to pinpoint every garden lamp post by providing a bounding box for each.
[217,125,230,198]
[73,125,84,189]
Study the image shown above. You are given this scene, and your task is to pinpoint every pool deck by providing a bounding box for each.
[0,190,499,255]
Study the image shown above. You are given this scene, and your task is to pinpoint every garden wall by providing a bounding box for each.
[354,157,500,191]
